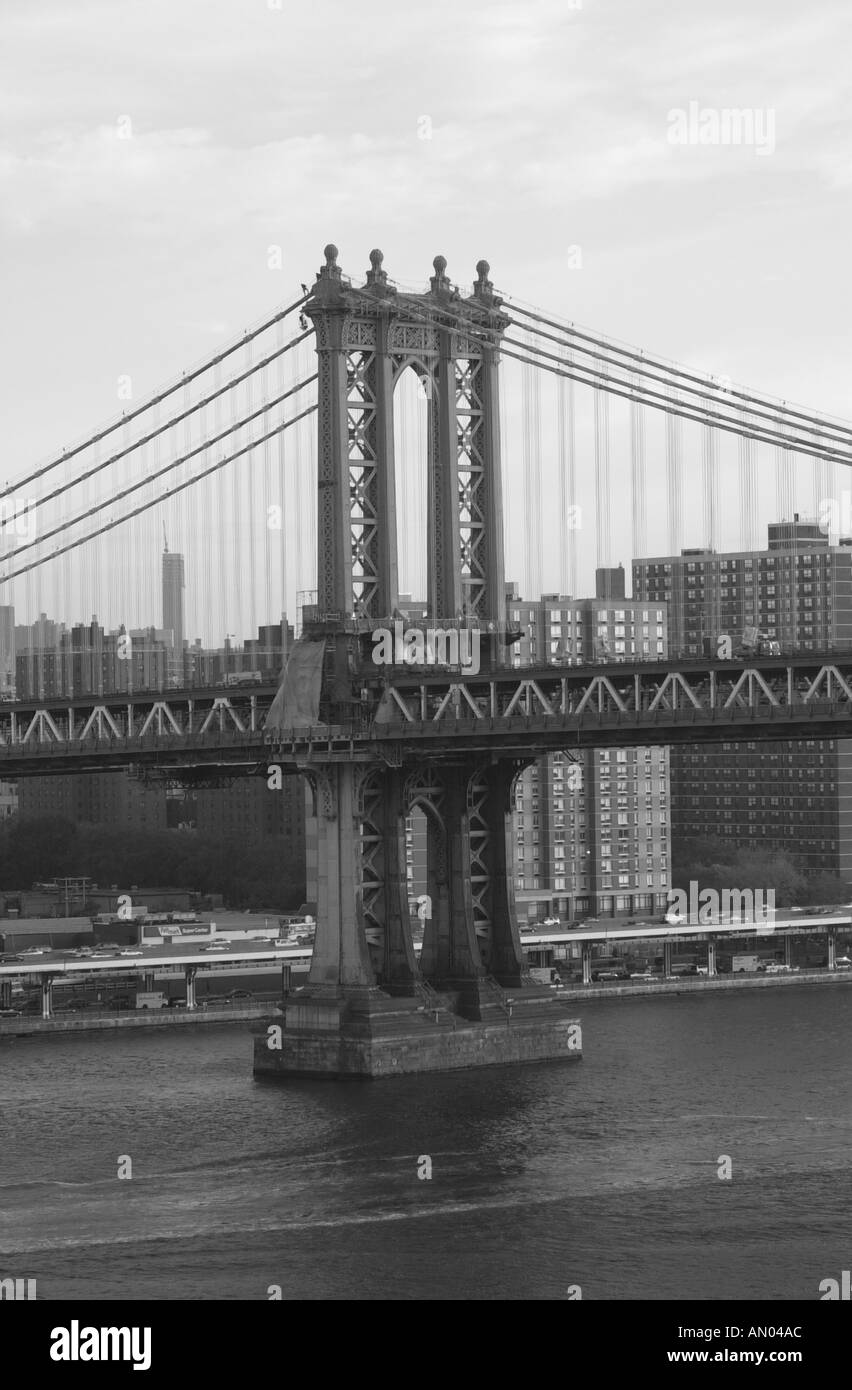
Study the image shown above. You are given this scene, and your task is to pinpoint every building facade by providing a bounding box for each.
[633,519,852,880]
[18,770,167,831]
[632,517,852,658]
[504,581,671,923]
[162,547,185,684]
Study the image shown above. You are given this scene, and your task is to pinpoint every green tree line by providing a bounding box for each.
[672,836,851,908]
[0,817,305,911]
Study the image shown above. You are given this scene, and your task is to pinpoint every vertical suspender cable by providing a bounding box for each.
[665,386,683,554]
[558,348,577,598]
[274,318,288,627]
[292,345,304,607]
[245,333,257,657]
[181,376,193,684]
[812,437,831,529]
[775,416,794,526]
[499,351,512,603]
[665,385,683,650]
[630,372,646,571]
[261,352,273,662]
[594,379,611,573]
[737,408,757,552]
[522,334,542,600]
[210,359,221,655]
[701,422,719,640]
[231,351,244,658]
[149,404,161,679]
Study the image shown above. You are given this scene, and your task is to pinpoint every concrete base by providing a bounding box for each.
[252,983,582,1080]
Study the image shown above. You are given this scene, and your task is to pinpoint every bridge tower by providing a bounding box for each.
[261,247,580,1078]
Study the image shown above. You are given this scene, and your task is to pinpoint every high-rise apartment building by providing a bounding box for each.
[15,619,170,698]
[633,519,852,877]
[505,585,671,922]
[632,516,852,657]
[162,545,185,683]
[18,771,166,831]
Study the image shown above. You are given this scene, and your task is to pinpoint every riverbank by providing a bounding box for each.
[0,1001,271,1038]
[553,967,852,1000]
[3,967,851,1037]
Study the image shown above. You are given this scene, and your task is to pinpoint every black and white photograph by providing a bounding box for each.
[1,0,851,1354]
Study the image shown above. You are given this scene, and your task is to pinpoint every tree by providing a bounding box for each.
[0,817,305,911]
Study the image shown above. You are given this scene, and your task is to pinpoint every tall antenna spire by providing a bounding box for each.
[163,522,168,553]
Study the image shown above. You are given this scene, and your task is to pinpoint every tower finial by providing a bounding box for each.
[365,247,388,289]
[473,259,495,302]
[472,261,497,307]
[316,243,343,289]
[430,254,451,296]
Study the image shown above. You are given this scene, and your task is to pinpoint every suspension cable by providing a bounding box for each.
[498,342,852,465]
[0,404,317,585]
[502,336,852,464]
[504,297,852,444]
[5,330,312,510]
[346,283,852,461]
[8,377,317,563]
[5,296,310,497]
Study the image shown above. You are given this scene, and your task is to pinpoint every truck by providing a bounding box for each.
[703,630,781,660]
[731,953,761,974]
[739,629,781,658]
[529,966,563,988]
[135,991,168,1010]
[224,671,263,687]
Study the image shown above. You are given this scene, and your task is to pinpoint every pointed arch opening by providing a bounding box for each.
[392,363,431,611]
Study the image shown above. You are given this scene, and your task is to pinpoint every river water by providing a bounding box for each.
[1,986,850,1300]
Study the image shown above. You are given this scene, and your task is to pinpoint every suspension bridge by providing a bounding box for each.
[5,242,852,1076]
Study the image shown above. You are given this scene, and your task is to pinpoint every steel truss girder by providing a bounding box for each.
[6,656,852,769]
[374,660,852,725]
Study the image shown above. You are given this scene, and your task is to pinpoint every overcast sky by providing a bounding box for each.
[2,0,851,637]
